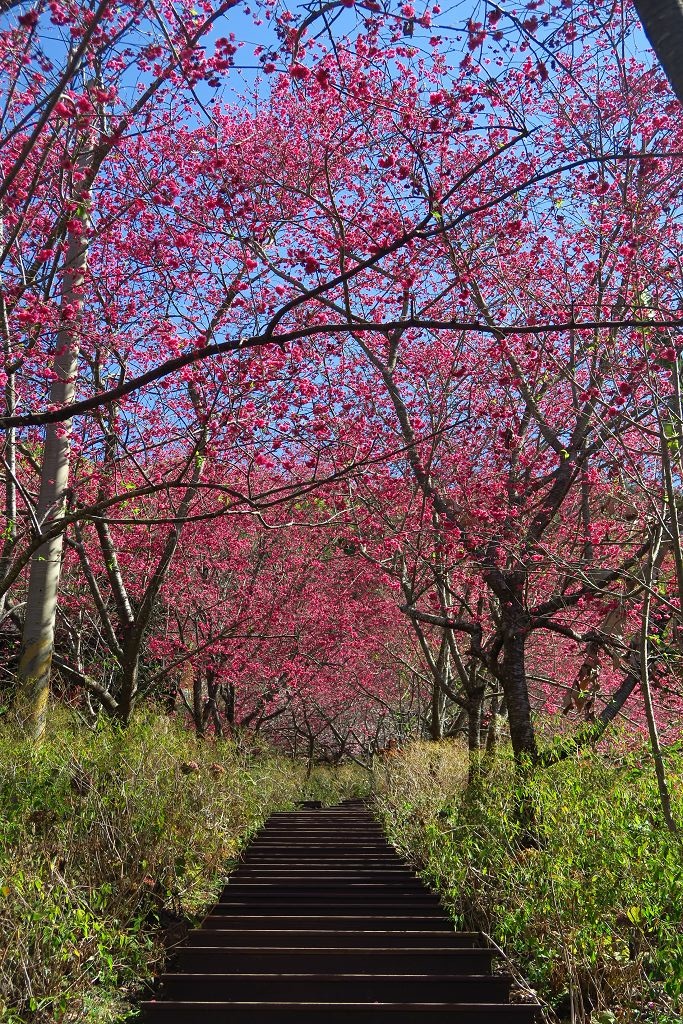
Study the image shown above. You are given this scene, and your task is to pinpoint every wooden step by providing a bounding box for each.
[209,899,445,913]
[200,915,458,930]
[185,928,481,948]
[172,946,496,974]
[142,1001,542,1022]
[143,801,540,1021]
[230,867,415,875]
[236,856,406,864]
[221,880,427,891]
[156,972,514,1001]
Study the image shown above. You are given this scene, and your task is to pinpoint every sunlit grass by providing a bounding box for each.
[375,737,683,1023]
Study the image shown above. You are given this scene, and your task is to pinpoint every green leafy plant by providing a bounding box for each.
[0,711,367,1023]
[375,738,683,1023]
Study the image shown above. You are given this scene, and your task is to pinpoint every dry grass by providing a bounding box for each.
[373,739,469,864]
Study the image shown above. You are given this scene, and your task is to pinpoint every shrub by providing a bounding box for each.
[0,711,368,1023]
[375,739,683,1023]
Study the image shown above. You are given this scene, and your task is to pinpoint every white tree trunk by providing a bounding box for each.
[15,142,92,741]
[0,217,17,618]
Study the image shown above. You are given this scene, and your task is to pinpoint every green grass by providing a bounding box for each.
[6,712,678,1024]
[0,711,369,1023]
[375,738,683,1023]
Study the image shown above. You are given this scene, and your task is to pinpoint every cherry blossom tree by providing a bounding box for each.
[2,0,683,762]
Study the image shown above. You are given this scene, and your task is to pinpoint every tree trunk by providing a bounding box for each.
[633,0,683,103]
[225,680,236,726]
[466,686,485,784]
[206,669,222,737]
[430,635,451,740]
[116,650,139,727]
[639,523,677,832]
[485,693,505,753]
[0,363,17,621]
[15,139,92,740]
[192,669,205,738]
[0,233,17,618]
[500,627,537,762]
[305,731,315,780]
[467,688,484,752]
[430,673,444,740]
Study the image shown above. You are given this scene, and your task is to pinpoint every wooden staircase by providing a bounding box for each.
[142,800,541,1022]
